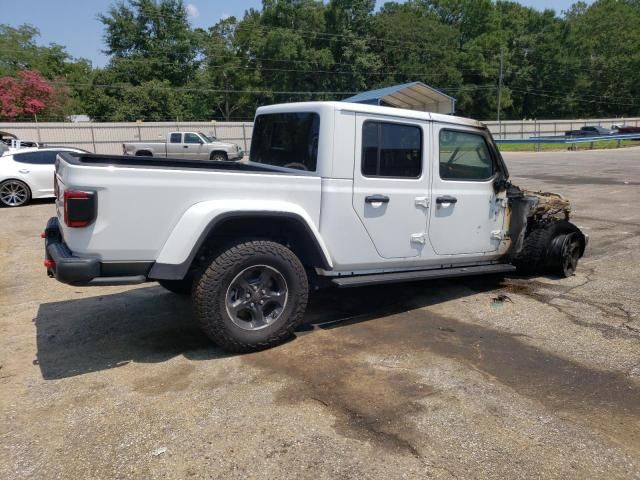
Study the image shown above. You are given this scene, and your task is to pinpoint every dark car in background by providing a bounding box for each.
[564,126,611,137]
[612,124,640,134]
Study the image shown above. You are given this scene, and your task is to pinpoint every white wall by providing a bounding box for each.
[0,121,253,155]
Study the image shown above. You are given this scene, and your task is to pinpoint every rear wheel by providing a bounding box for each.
[193,240,308,352]
[0,179,31,207]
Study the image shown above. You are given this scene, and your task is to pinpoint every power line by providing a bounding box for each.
[509,87,639,107]
[0,45,483,79]
[47,81,360,96]
[48,79,500,94]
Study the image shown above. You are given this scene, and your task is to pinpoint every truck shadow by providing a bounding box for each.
[34,277,503,380]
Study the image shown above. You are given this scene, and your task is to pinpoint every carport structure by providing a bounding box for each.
[342,81,456,114]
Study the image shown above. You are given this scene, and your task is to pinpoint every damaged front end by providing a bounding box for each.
[503,185,588,277]
[485,127,587,277]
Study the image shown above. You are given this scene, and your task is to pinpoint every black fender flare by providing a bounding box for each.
[148,211,332,280]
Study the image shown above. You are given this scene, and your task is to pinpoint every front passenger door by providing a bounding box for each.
[183,133,204,160]
[428,126,506,255]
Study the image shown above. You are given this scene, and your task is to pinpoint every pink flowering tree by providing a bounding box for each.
[0,70,60,120]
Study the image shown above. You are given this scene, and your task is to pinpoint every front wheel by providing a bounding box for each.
[210,152,227,161]
[514,220,586,277]
[193,240,308,352]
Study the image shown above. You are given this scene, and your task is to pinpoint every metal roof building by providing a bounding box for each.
[342,81,456,115]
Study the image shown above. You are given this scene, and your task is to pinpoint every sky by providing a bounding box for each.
[1,0,592,68]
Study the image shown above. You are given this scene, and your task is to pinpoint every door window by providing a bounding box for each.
[362,121,422,178]
[184,133,202,144]
[169,133,182,143]
[13,150,59,164]
[439,130,494,181]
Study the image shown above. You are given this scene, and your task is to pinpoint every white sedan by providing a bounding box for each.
[0,147,87,207]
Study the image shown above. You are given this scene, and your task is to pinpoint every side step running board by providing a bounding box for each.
[331,264,516,288]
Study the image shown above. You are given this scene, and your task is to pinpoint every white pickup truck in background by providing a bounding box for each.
[44,101,587,352]
[122,131,243,161]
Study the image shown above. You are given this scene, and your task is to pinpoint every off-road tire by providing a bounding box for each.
[193,240,308,352]
[514,220,585,276]
[158,279,193,295]
[513,227,549,274]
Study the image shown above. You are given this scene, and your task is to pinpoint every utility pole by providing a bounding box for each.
[497,47,504,138]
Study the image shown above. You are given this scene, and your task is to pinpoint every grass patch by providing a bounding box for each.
[497,139,639,152]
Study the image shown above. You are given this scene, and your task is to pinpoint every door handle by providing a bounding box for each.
[365,194,389,204]
[19,169,30,174]
[436,195,458,204]
[183,145,189,148]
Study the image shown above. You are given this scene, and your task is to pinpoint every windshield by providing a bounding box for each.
[198,132,216,142]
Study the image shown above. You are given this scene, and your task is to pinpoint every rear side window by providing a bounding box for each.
[250,112,320,171]
[439,130,494,181]
[169,133,182,143]
[13,151,59,165]
[362,121,422,178]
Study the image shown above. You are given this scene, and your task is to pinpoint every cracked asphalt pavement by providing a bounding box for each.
[1,147,639,479]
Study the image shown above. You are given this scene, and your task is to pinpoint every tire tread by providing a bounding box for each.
[193,240,308,352]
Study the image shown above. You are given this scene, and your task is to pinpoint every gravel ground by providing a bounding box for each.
[1,148,639,479]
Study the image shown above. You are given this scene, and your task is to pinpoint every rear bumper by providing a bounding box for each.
[44,217,151,286]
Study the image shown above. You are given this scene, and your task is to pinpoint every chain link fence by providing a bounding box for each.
[1,116,639,154]
[484,117,640,139]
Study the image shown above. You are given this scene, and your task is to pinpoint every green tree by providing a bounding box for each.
[369,2,461,93]
[565,0,640,117]
[0,24,71,78]
[98,0,200,86]
[0,24,93,118]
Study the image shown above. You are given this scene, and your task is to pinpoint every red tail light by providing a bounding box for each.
[64,190,97,228]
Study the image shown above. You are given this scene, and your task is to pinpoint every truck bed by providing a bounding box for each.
[54,152,322,263]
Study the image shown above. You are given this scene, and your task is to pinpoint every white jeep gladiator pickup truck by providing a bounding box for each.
[44,101,587,352]
[122,131,243,161]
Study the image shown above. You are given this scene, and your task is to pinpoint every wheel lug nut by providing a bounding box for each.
[259,300,264,305]
[261,289,266,294]
[245,293,251,298]
[250,302,254,307]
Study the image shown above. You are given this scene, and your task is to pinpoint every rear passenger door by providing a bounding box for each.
[352,114,432,259]
[428,125,506,255]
